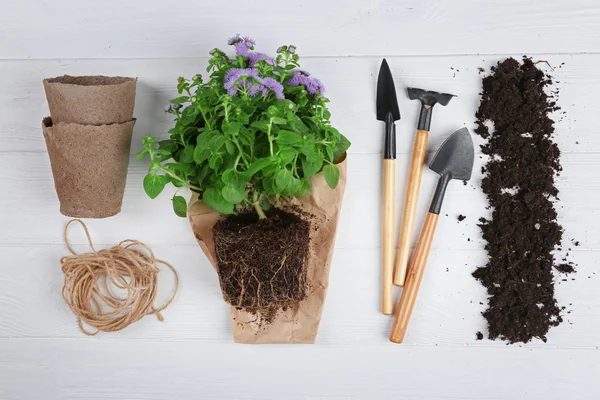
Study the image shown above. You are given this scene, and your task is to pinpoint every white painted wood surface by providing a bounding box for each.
[1,1,599,398]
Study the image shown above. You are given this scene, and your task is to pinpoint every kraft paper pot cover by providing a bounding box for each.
[43,75,137,125]
[188,156,347,344]
[42,117,135,218]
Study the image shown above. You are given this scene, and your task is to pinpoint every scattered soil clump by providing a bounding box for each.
[472,57,574,343]
[213,208,311,323]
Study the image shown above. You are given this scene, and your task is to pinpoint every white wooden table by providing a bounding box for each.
[1,1,599,399]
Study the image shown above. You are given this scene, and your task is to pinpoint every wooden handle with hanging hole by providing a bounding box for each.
[390,212,439,343]
[382,159,395,315]
[394,129,429,286]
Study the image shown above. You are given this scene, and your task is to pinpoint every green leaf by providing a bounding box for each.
[247,157,272,176]
[288,115,309,132]
[325,146,334,162]
[223,121,241,135]
[276,130,302,145]
[222,184,245,203]
[279,148,297,165]
[275,169,292,191]
[158,140,178,153]
[197,164,209,185]
[210,135,225,152]
[181,106,198,125]
[271,117,287,125]
[262,176,278,195]
[193,146,211,164]
[222,169,248,187]
[297,179,311,197]
[251,120,269,133]
[323,164,340,189]
[178,146,194,163]
[239,129,255,146]
[301,155,323,178]
[267,105,279,117]
[209,154,223,170]
[225,140,236,155]
[143,174,167,199]
[262,162,279,176]
[172,196,187,217]
[260,195,272,211]
[202,187,234,214]
[136,149,149,160]
[238,113,250,125]
[196,131,216,150]
[171,96,189,105]
[282,177,300,197]
[333,135,351,159]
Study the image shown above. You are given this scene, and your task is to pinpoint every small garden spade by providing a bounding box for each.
[390,127,474,344]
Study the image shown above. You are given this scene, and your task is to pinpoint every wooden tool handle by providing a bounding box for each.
[382,159,395,315]
[390,212,439,343]
[394,129,429,286]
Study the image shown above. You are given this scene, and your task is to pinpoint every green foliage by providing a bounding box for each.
[139,37,350,218]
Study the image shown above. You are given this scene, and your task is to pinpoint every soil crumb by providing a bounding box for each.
[213,208,311,324]
[457,214,466,222]
[472,57,574,344]
[476,331,484,341]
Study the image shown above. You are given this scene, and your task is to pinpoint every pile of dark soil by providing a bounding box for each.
[213,208,311,322]
[472,57,574,343]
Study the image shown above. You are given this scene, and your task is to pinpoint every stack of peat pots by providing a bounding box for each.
[42,76,137,218]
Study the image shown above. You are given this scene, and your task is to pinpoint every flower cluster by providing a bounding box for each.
[224,68,284,99]
[287,70,325,96]
[223,34,324,99]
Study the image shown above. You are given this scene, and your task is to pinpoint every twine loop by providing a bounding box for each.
[61,219,179,335]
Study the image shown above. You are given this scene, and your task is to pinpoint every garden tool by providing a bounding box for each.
[394,87,455,286]
[390,127,474,344]
[376,59,401,315]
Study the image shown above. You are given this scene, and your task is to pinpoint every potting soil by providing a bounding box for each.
[472,57,574,343]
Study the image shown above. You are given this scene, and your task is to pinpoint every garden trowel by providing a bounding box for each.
[390,127,474,343]
[376,58,401,315]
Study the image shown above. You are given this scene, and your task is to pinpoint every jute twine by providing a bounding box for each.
[60,219,179,335]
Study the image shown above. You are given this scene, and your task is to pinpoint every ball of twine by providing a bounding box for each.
[60,219,179,336]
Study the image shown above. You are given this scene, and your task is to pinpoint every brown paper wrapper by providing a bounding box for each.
[43,75,137,125]
[188,157,347,344]
[42,117,135,218]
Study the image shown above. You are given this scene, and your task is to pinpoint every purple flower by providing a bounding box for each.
[242,36,256,47]
[286,70,325,95]
[224,68,285,99]
[228,34,256,56]
[261,77,284,99]
[247,52,275,67]
[227,34,242,45]
[224,68,260,89]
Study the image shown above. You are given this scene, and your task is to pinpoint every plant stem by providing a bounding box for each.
[254,201,267,219]
[155,165,201,192]
[267,119,274,156]
[252,191,267,219]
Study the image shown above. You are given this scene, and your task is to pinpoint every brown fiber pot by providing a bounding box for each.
[188,156,347,344]
[42,117,135,218]
[43,75,137,125]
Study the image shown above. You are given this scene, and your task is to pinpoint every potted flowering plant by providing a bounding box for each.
[139,35,350,343]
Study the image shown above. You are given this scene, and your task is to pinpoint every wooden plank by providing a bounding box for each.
[2,0,600,59]
[0,245,594,346]
[0,338,598,399]
[0,54,591,154]
[0,152,592,251]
